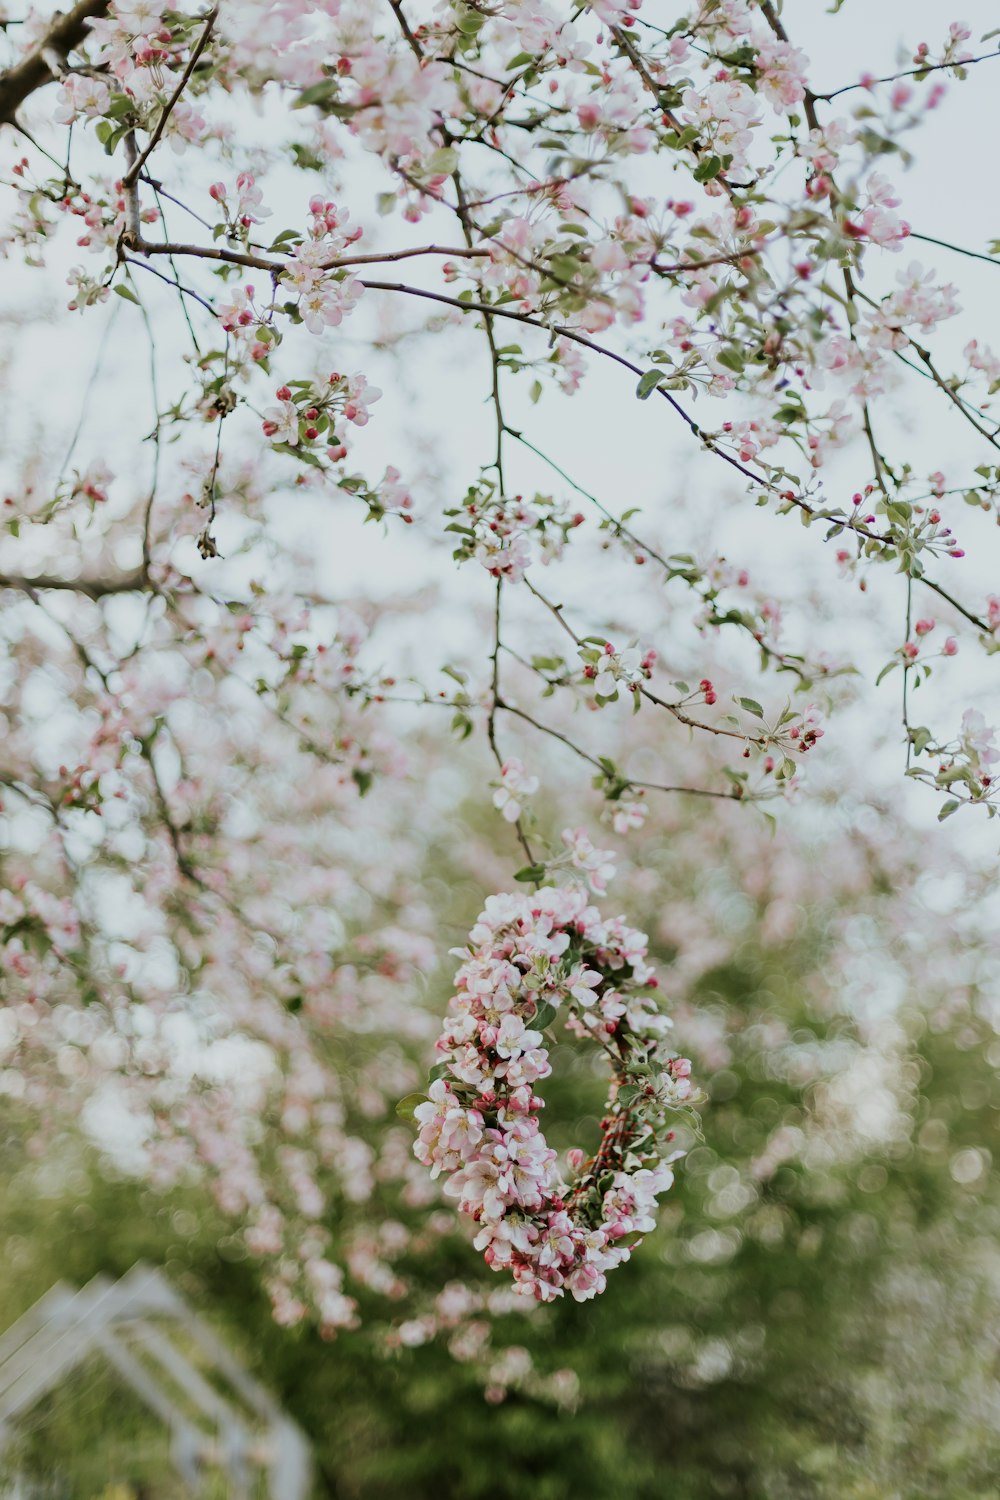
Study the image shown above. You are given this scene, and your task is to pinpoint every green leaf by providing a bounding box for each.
[908,725,933,755]
[272,441,320,469]
[395,1093,428,1122]
[616,1084,641,1108]
[295,79,339,109]
[268,228,301,250]
[426,146,459,176]
[738,696,764,718]
[548,254,582,282]
[113,284,140,305]
[937,799,961,821]
[635,369,664,400]
[533,1000,558,1031]
[513,864,547,884]
[692,155,723,183]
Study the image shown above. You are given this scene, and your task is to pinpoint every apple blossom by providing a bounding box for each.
[413,883,697,1301]
[493,759,540,824]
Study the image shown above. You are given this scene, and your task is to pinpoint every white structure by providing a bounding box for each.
[0,1263,311,1498]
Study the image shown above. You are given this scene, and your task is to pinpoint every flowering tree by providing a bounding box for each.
[4,797,1000,1500]
[1,0,999,1345]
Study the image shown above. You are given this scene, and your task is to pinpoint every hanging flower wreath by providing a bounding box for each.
[407,885,699,1302]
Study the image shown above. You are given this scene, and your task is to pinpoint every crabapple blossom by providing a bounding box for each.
[262,398,299,446]
[561,830,616,896]
[493,760,540,824]
[960,709,999,768]
[584,644,652,702]
[754,37,809,111]
[610,799,648,835]
[53,73,111,124]
[414,884,696,1301]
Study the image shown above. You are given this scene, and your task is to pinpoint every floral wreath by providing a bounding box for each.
[407,884,699,1302]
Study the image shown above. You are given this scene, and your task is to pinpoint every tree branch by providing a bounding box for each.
[0,567,149,598]
[127,235,491,273]
[812,47,1000,102]
[497,698,739,801]
[0,0,108,126]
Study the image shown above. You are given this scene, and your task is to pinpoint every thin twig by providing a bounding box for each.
[497,698,738,801]
[812,47,1000,102]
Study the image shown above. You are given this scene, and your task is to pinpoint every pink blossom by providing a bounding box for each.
[493,759,540,823]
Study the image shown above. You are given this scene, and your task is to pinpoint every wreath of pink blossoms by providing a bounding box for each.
[411,885,697,1303]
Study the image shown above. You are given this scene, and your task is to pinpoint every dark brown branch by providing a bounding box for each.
[0,568,148,598]
[127,235,490,273]
[0,0,108,126]
[386,0,423,60]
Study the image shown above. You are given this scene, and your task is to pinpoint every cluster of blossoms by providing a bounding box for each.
[607,795,647,835]
[959,709,1000,781]
[445,481,585,584]
[53,72,111,125]
[910,708,1000,816]
[261,372,381,452]
[281,197,364,335]
[208,173,271,235]
[559,828,617,896]
[81,0,209,146]
[256,373,413,522]
[0,881,82,984]
[413,884,698,1302]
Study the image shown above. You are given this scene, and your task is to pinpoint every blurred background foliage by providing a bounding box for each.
[1,783,999,1500]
